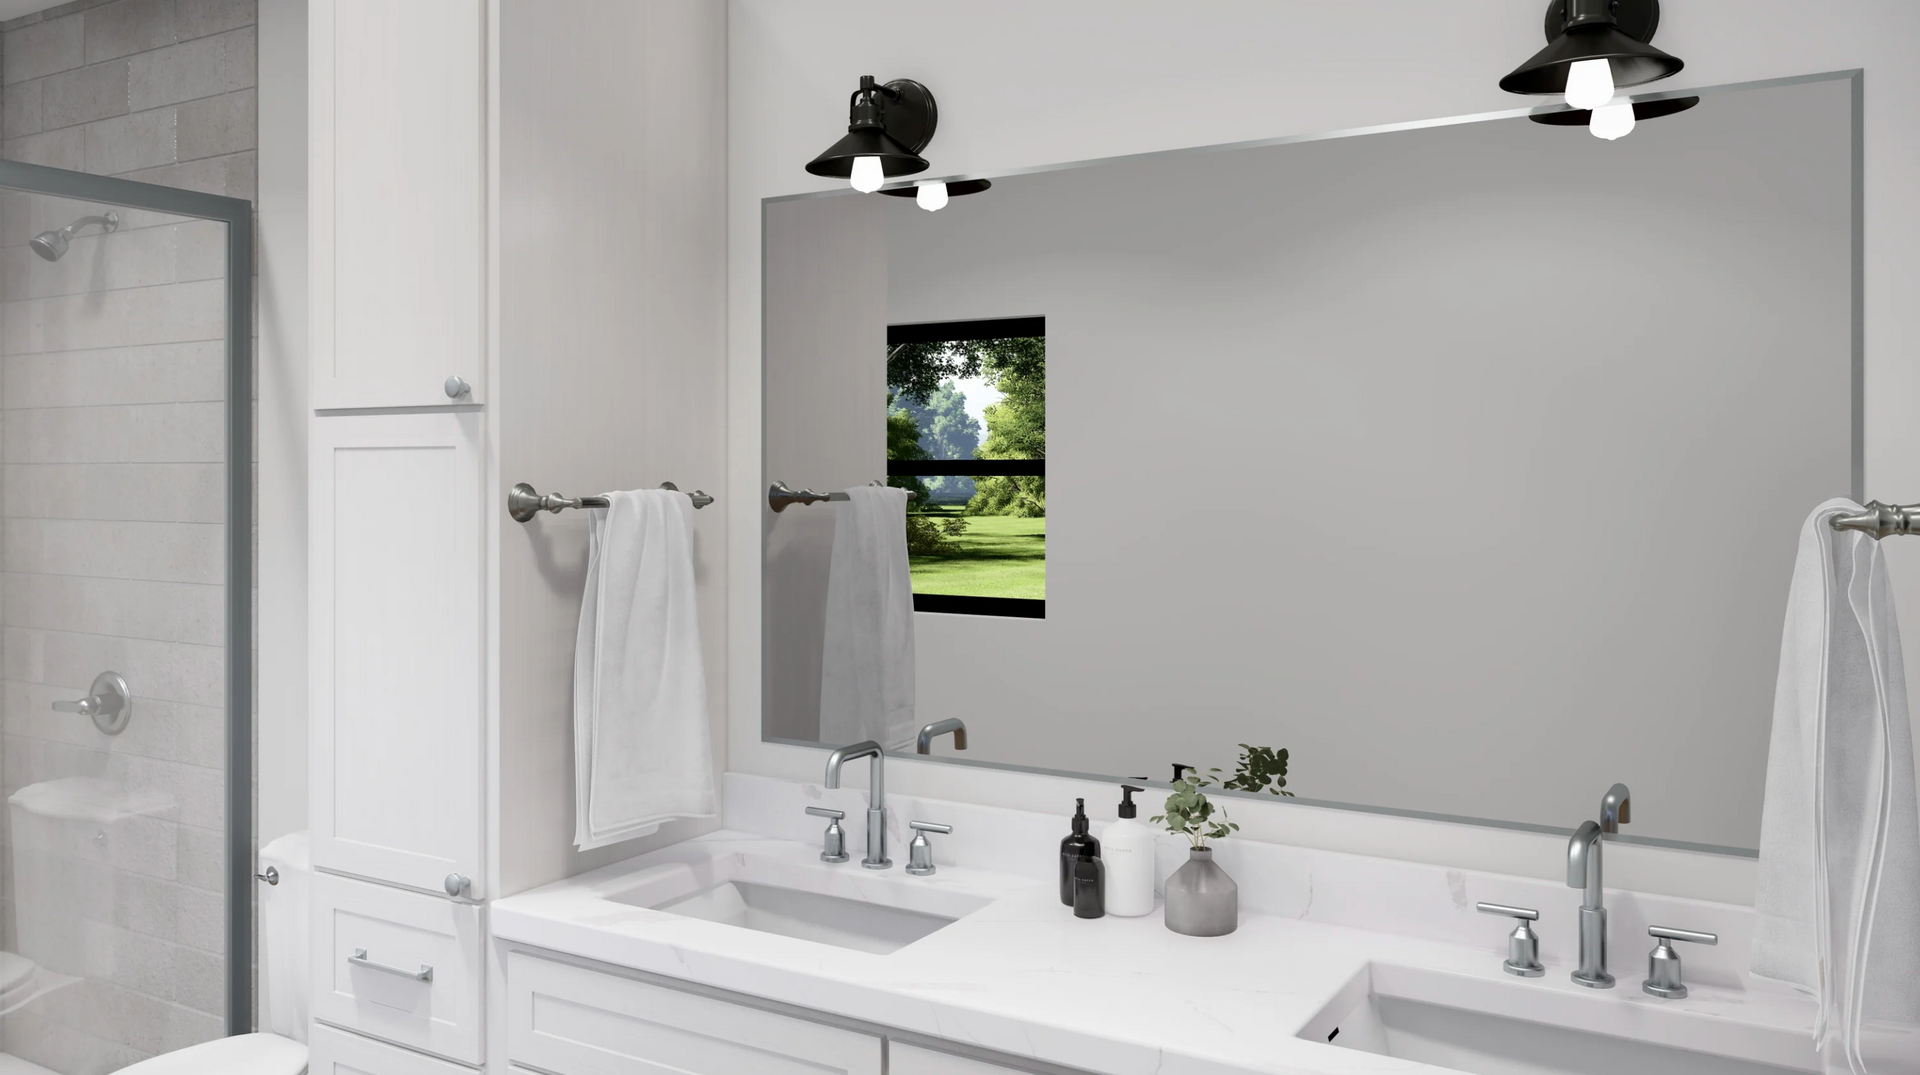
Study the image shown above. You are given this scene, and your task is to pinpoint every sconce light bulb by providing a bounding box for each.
[916,181,949,212]
[1588,100,1636,140]
[1564,59,1615,111]
[850,156,885,193]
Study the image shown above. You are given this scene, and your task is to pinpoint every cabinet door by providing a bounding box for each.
[311,0,486,408]
[310,1024,477,1075]
[890,1043,1059,1075]
[506,952,883,1075]
[311,412,485,896]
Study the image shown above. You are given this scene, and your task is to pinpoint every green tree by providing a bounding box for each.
[886,395,967,555]
[886,337,1046,518]
[890,380,979,501]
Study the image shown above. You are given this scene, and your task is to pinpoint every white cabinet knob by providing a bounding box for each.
[444,873,471,897]
[444,375,471,399]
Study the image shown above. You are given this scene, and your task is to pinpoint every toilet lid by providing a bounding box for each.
[114,1033,307,1075]
[0,952,36,999]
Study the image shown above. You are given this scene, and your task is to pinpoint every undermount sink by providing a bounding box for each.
[607,850,991,955]
[1301,963,1818,1075]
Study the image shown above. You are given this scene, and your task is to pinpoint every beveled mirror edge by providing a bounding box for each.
[760,67,1862,860]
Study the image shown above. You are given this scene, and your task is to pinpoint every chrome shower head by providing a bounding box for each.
[30,210,119,262]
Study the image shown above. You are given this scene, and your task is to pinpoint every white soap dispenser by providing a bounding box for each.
[1102,785,1156,917]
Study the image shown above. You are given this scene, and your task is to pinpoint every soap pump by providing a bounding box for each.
[1060,798,1101,906]
[1102,785,1155,917]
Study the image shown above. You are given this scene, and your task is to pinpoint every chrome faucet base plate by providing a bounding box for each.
[905,863,934,876]
[1572,970,1616,989]
[1642,980,1687,1000]
[1502,961,1545,978]
[861,858,893,870]
[821,851,850,864]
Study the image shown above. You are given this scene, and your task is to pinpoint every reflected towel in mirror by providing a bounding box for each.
[819,485,917,750]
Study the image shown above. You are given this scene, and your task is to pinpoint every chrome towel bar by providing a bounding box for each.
[769,479,919,512]
[509,481,713,522]
[1831,501,1920,539]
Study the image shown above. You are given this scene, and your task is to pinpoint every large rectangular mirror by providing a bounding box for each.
[763,73,1858,853]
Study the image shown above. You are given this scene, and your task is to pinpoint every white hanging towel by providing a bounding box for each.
[1754,499,1920,1073]
[573,488,715,850]
[819,486,917,749]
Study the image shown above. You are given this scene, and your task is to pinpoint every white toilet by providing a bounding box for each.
[110,830,314,1074]
[5,783,310,1074]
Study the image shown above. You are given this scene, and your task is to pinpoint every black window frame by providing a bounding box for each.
[887,316,1047,619]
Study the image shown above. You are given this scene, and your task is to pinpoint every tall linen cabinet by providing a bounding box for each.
[305,2,728,1072]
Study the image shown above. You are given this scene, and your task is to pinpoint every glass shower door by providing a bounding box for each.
[0,169,251,1075]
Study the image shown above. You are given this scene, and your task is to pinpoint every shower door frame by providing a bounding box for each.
[0,159,254,1035]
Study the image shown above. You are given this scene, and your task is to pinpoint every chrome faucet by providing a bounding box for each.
[823,741,890,869]
[915,718,968,754]
[1567,782,1630,988]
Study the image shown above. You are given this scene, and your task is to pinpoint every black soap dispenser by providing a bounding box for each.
[1060,798,1100,906]
[1072,853,1106,919]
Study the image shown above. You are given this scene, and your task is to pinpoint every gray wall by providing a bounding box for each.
[0,0,255,1070]
[765,77,1853,849]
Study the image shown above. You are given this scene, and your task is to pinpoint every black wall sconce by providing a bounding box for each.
[805,75,985,211]
[1500,0,1686,139]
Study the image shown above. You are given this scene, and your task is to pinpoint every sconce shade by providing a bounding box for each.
[805,127,929,180]
[805,76,939,182]
[1527,94,1699,125]
[1499,25,1684,95]
[878,178,992,199]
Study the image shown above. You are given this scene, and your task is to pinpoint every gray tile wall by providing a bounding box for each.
[0,1,256,1072]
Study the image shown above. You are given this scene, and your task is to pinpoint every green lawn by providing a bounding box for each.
[908,513,1046,599]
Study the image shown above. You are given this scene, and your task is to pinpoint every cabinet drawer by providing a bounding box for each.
[507,951,882,1075]
[314,873,485,1065]
[310,1024,476,1075]
[891,1043,1061,1075]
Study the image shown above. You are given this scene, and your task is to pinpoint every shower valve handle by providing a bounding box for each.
[52,672,132,736]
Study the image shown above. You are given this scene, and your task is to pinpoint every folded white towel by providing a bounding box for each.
[1754,499,1920,1072]
[573,488,715,850]
[819,486,917,749]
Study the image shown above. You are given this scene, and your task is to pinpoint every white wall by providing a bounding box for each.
[729,0,1920,903]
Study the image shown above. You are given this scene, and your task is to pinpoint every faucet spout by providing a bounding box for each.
[1567,782,1629,989]
[822,741,890,869]
[915,718,968,754]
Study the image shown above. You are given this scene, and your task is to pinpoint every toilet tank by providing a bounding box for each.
[259,831,311,1042]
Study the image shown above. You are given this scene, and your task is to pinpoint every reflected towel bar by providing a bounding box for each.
[1831,501,1920,539]
[509,481,713,522]
[769,479,919,512]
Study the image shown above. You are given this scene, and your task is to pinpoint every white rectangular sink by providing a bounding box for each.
[1300,964,1819,1075]
[606,851,991,955]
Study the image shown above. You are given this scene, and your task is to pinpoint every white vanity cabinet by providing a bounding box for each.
[505,953,883,1075]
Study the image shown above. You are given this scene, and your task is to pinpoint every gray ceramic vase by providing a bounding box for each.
[1164,846,1238,936]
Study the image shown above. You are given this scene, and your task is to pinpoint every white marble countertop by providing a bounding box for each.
[492,827,1835,1075]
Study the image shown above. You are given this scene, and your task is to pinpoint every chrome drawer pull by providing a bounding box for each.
[349,948,433,982]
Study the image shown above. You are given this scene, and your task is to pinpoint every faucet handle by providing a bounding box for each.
[1644,925,1717,1000]
[906,820,951,876]
[805,806,850,863]
[1476,903,1545,978]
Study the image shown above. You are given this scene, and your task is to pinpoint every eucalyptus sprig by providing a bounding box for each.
[1223,744,1295,797]
[1151,769,1239,849]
